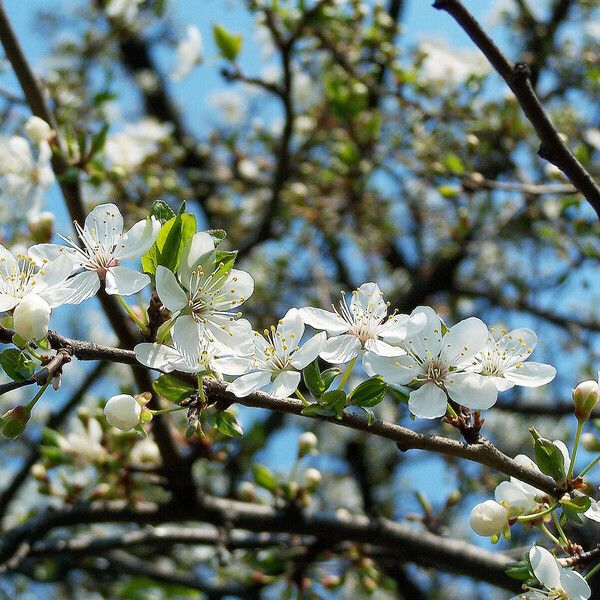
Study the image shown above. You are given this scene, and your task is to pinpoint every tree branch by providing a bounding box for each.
[432,0,600,219]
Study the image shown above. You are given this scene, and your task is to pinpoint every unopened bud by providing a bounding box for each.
[30,463,47,480]
[298,431,318,458]
[104,394,142,431]
[13,294,51,341]
[582,432,600,452]
[238,481,256,501]
[469,500,508,537]
[24,116,54,143]
[0,405,31,439]
[573,380,600,421]
[304,468,322,490]
[28,211,55,243]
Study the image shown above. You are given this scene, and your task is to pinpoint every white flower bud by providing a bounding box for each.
[304,467,322,490]
[298,431,318,457]
[582,432,600,452]
[13,294,51,340]
[469,500,508,537]
[104,394,142,431]
[24,116,54,143]
[238,159,259,180]
[573,380,600,421]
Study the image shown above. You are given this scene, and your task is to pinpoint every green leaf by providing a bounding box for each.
[349,376,388,407]
[141,213,196,275]
[89,123,109,158]
[213,24,243,61]
[505,561,531,581]
[150,199,176,224]
[214,410,243,438]
[443,152,465,175]
[303,360,323,398]
[320,367,341,391]
[301,403,336,418]
[212,250,238,282]
[320,389,347,419]
[153,374,195,404]
[354,405,376,425]
[534,437,566,481]
[560,495,592,514]
[207,229,227,246]
[253,464,278,492]
[0,349,35,382]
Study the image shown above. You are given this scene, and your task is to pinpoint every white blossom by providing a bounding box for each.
[135,319,249,377]
[57,417,107,463]
[363,306,497,419]
[510,546,590,600]
[418,41,489,85]
[24,116,54,143]
[227,308,326,399]
[154,231,254,355]
[105,0,143,24]
[474,327,556,392]
[300,283,426,364]
[0,136,54,223]
[172,25,203,82]
[34,203,160,301]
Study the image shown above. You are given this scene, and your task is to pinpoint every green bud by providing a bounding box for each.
[573,380,600,421]
[0,406,31,439]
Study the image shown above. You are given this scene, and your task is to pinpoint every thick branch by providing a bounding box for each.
[432,0,600,219]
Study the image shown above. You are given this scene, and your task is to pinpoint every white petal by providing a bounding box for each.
[134,343,182,372]
[486,375,515,392]
[267,370,301,399]
[211,356,252,376]
[0,294,18,311]
[364,338,406,357]
[402,306,444,361]
[362,352,419,385]
[84,203,124,247]
[227,370,272,397]
[35,254,73,288]
[408,382,448,419]
[585,500,600,523]
[299,307,349,334]
[117,217,160,261]
[494,481,539,515]
[504,362,556,388]
[172,316,202,359]
[559,568,591,600]
[529,546,561,590]
[178,232,215,287]
[41,271,101,307]
[105,266,150,295]
[440,317,488,367]
[0,244,17,278]
[206,316,253,355]
[319,334,361,364]
[350,282,387,321]
[278,308,305,343]
[28,243,75,268]
[290,332,326,369]
[445,371,498,410]
[497,328,538,368]
[155,265,188,312]
[378,311,426,344]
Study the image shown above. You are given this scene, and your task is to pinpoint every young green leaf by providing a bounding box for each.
[0,349,35,382]
[149,199,176,224]
[213,24,243,61]
[253,464,278,492]
[153,374,195,404]
[302,360,323,398]
[320,389,347,419]
[214,410,244,438]
[533,437,566,481]
[349,376,388,407]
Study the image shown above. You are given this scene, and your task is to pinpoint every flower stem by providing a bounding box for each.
[25,382,49,411]
[337,356,357,390]
[295,389,309,405]
[26,345,43,361]
[198,374,206,405]
[516,502,559,523]
[156,319,176,343]
[552,511,569,547]
[539,522,561,547]
[568,419,584,479]
[151,406,187,416]
[446,403,459,420]
[585,560,600,581]
[579,454,600,479]
[116,295,149,335]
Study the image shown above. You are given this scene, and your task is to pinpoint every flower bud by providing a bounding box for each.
[573,380,600,421]
[304,467,322,490]
[24,116,54,143]
[13,294,51,341]
[582,432,600,452]
[0,405,31,439]
[469,500,508,537]
[298,431,318,458]
[28,211,55,243]
[104,394,142,431]
[238,481,256,501]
